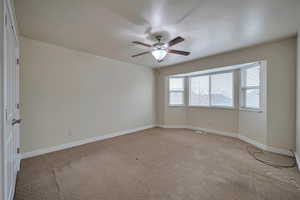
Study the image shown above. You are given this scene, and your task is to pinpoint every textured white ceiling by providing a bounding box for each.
[14,0,300,68]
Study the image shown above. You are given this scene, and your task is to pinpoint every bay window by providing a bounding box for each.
[169,77,185,105]
[189,75,209,106]
[168,61,264,111]
[189,72,234,108]
[240,64,261,110]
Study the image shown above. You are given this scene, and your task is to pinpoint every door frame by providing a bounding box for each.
[1,0,20,200]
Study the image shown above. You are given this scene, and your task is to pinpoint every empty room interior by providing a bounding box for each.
[1,0,300,199]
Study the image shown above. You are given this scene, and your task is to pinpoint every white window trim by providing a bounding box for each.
[188,74,210,107]
[239,63,263,112]
[168,77,185,106]
[188,71,235,109]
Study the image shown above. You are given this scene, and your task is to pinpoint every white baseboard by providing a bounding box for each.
[160,124,293,157]
[295,153,300,171]
[158,125,238,138]
[22,124,294,159]
[238,135,293,156]
[189,126,238,138]
[157,125,189,129]
[238,135,268,151]
[265,145,294,157]
[21,125,155,159]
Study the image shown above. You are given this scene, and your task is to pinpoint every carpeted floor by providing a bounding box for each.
[14,128,300,200]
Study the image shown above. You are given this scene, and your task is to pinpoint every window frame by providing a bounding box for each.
[168,76,185,106]
[188,74,210,107]
[239,64,263,112]
[188,71,235,109]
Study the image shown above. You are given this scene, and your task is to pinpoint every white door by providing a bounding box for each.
[3,5,21,200]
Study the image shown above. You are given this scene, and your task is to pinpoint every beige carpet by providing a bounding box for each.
[14,128,300,200]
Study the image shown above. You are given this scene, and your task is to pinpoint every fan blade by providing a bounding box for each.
[131,51,150,57]
[168,49,190,56]
[132,41,152,47]
[167,36,184,47]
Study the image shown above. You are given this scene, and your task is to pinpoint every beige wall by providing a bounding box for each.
[0,0,4,198]
[295,4,300,166]
[156,37,297,150]
[188,107,239,133]
[18,35,298,153]
[297,32,300,158]
[20,37,155,153]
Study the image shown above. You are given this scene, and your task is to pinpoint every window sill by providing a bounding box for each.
[168,104,186,107]
[187,105,236,110]
[239,108,263,113]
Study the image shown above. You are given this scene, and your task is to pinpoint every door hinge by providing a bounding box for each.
[17,58,20,65]
[17,148,20,154]
[5,15,7,27]
[16,103,20,109]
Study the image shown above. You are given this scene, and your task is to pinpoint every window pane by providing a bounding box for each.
[246,89,260,108]
[169,78,184,91]
[190,76,209,106]
[245,66,260,87]
[170,92,184,105]
[211,73,233,107]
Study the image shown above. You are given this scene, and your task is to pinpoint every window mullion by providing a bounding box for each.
[241,86,259,90]
[209,75,212,107]
[185,77,189,106]
[170,89,184,92]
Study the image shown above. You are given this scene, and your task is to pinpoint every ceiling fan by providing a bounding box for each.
[131,35,190,63]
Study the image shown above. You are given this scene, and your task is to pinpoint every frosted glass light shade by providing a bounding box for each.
[151,49,167,62]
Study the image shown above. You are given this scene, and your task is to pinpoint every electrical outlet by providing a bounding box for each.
[67,129,73,137]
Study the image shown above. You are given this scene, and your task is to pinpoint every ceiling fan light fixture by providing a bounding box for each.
[131,36,190,62]
[151,48,167,62]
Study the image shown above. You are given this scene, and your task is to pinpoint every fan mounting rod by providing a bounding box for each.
[155,35,163,42]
